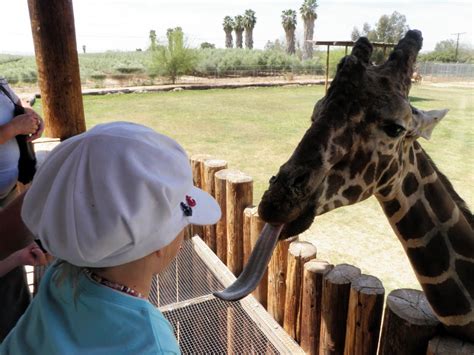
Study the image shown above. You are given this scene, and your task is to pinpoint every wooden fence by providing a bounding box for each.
[190,154,473,355]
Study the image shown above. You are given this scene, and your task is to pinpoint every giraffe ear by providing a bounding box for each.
[412,108,449,140]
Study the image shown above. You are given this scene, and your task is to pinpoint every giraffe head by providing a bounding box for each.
[258,30,449,238]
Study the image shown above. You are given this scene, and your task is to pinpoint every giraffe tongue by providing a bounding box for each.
[213,223,284,301]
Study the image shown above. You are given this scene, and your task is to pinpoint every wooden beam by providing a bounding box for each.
[28,0,86,140]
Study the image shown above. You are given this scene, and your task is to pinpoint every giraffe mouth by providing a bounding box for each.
[213,202,318,302]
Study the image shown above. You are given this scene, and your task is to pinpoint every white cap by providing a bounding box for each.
[21,122,221,267]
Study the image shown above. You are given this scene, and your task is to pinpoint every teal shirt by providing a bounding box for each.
[0,263,180,354]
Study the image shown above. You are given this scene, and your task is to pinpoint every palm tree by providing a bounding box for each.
[243,9,257,49]
[223,16,234,48]
[234,15,245,48]
[281,10,297,55]
[300,0,318,60]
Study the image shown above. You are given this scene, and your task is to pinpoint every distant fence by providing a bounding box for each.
[417,62,474,81]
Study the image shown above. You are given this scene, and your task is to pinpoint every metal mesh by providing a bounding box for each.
[149,238,280,354]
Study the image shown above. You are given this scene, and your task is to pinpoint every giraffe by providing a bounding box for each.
[250,30,474,341]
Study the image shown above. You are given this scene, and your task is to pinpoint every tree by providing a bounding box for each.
[243,9,257,49]
[264,39,285,52]
[151,27,196,84]
[200,42,216,49]
[223,16,234,49]
[300,0,318,60]
[234,15,245,49]
[352,11,408,43]
[149,30,158,51]
[351,11,409,63]
[281,10,297,55]
[418,39,473,63]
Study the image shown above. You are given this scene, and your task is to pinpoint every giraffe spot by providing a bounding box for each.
[378,186,392,197]
[375,155,393,180]
[350,150,371,179]
[363,162,376,185]
[409,148,415,165]
[396,200,434,240]
[455,259,474,299]
[342,185,363,203]
[407,233,450,277]
[422,278,471,317]
[378,160,398,186]
[417,153,435,178]
[388,143,394,150]
[384,199,401,217]
[424,182,455,223]
[447,220,474,258]
[402,173,419,197]
[325,174,345,200]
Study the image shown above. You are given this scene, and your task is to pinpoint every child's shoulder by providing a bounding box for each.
[144,306,180,354]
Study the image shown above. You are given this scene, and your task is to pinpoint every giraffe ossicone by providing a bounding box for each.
[251,30,473,341]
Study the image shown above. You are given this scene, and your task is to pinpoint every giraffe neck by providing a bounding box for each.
[376,143,474,338]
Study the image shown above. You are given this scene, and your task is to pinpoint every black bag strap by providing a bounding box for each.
[0,84,25,115]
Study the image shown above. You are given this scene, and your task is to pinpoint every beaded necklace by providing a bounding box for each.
[83,268,147,299]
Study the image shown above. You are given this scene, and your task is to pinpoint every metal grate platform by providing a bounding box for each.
[149,237,303,354]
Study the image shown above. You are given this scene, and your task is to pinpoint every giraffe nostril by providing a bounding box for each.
[269,175,277,184]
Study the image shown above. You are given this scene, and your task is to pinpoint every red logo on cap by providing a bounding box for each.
[186,195,196,207]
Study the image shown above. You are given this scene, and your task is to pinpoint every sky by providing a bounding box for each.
[1,0,472,54]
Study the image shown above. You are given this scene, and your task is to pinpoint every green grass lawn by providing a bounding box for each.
[37,83,473,294]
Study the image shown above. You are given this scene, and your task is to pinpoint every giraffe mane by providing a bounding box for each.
[421,147,474,228]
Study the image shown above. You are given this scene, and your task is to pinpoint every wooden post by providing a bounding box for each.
[27,0,86,140]
[300,260,333,355]
[379,289,440,355]
[325,44,330,93]
[427,336,474,355]
[267,235,298,326]
[214,169,232,264]
[319,264,361,355]
[225,171,253,276]
[242,206,255,265]
[202,159,227,251]
[189,154,212,238]
[344,274,385,355]
[283,241,317,343]
[250,209,267,308]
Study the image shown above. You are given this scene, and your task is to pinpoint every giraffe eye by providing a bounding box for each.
[382,123,405,138]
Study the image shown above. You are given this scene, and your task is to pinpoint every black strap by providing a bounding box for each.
[0,84,25,115]
[0,83,37,184]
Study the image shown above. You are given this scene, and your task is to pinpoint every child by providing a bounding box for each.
[0,122,221,354]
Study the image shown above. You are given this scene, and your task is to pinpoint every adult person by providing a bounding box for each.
[0,77,45,341]
[1,122,221,353]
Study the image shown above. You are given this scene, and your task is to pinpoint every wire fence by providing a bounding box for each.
[417,62,474,81]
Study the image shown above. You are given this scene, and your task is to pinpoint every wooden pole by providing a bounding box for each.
[344,274,385,355]
[189,154,212,238]
[379,289,440,355]
[214,169,232,264]
[283,241,317,343]
[27,0,85,140]
[225,171,253,276]
[267,235,298,326]
[427,336,474,355]
[250,208,267,308]
[202,159,227,251]
[325,44,330,93]
[300,260,333,355]
[319,264,361,355]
